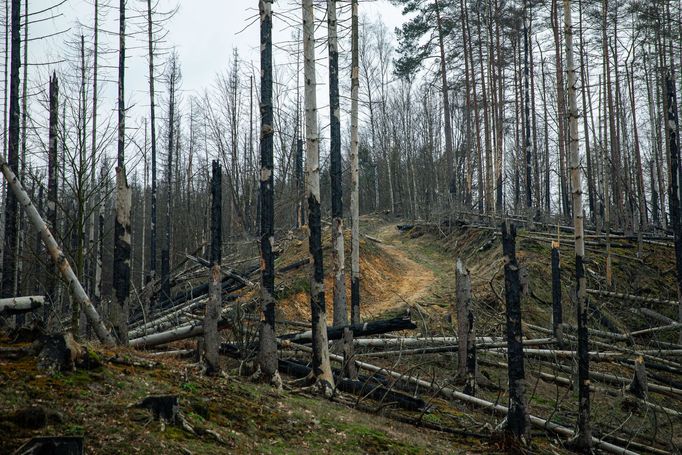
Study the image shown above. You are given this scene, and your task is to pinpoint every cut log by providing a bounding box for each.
[279,315,416,344]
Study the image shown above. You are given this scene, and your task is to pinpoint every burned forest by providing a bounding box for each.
[3,0,682,453]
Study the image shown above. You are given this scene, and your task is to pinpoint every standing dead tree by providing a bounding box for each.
[257,0,280,387]
[350,0,360,327]
[328,0,347,332]
[455,258,476,395]
[564,0,591,447]
[204,160,221,374]
[113,0,132,344]
[501,221,528,442]
[1,0,20,301]
[665,69,682,344]
[303,0,334,396]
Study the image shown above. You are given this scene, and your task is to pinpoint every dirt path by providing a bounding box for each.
[362,224,438,318]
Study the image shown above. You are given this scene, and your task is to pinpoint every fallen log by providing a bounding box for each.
[128,304,246,348]
[0,296,44,315]
[278,359,428,412]
[277,258,310,273]
[637,308,675,324]
[355,338,555,358]
[280,316,416,344]
[280,340,638,455]
[587,289,678,307]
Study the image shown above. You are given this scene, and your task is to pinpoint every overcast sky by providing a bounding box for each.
[26,0,405,144]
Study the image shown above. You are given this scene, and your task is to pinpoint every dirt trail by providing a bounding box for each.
[362,224,437,318]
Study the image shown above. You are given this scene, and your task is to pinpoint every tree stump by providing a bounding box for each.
[14,436,83,455]
[36,333,82,374]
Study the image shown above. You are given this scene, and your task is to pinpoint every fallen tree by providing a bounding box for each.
[279,315,417,344]
[0,296,44,315]
[280,340,639,455]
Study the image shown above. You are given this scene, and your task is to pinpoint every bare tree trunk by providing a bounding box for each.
[350,0,360,326]
[327,0,347,328]
[578,0,595,224]
[551,242,562,339]
[435,0,454,199]
[551,0,570,219]
[204,160,221,374]
[112,0,131,344]
[147,0,158,282]
[162,56,177,304]
[89,0,100,304]
[455,258,475,396]
[665,71,682,345]
[257,0,279,386]
[1,0,20,301]
[523,8,532,210]
[46,74,59,322]
[501,222,528,441]
[303,0,334,395]
[564,0,591,447]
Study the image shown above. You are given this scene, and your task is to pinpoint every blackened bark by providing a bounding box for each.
[258,0,278,384]
[456,258,475,396]
[501,222,528,441]
[524,18,532,209]
[161,57,176,305]
[328,0,347,328]
[113,0,131,344]
[46,73,59,320]
[147,0,158,281]
[666,71,682,344]
[295,138,304,227]
[204,160,222,374]
[551,242,562,338]
[1,0,20,299]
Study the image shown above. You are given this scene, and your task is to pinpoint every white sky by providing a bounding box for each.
[27,0,405,142]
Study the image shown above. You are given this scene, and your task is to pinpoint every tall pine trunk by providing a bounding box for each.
[147,0,158,282]
[328,0,347,328]
[204,160,221,374]
[565,0,591,447]
[350,0,360,326]
[1,0,20,300]
[257,0,279,385]
[303,0,334,395]
[113,0,132,344]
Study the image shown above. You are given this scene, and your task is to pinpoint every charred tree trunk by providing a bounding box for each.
[162,57,177,305]
[112,0,132,344]
[565,0,591,447]
[501,222,528,442]
[46,73,59,321]
[303,0,334,395]
[666,71,682,344]
[257,0,279,386]
[551,242,562,339]
[1,0,20,300]
[350,0,360,326]
[455,258,476,396]
[204,160,221,374]
[328,0,347,329]
[523,11,532,210]
[147,0,158,282]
